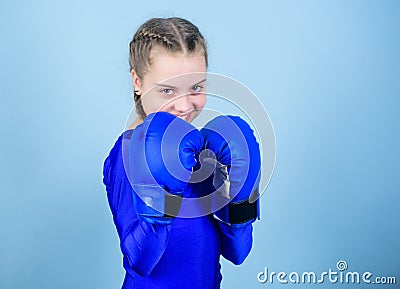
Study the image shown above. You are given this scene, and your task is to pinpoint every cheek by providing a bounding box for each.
[141,93,166,113]
[140,96,152,114]
[191,93,206,109]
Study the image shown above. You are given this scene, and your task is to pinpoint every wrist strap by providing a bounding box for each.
[228,189,259,224]
[164,193,183,218]
[132,184,183,220]
[214,187,260,225]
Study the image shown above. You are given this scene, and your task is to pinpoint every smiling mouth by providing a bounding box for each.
[175,111,193,121]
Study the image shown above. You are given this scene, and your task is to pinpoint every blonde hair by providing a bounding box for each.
[129,17,208,119]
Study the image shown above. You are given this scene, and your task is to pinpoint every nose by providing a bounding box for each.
[173,94,192,113]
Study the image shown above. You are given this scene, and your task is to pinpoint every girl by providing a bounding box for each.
[103,17,260,289]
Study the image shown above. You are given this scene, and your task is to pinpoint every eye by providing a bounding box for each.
[191,85,203,93]
[161,88,174,95]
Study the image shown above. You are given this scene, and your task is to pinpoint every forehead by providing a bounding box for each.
[145,51,207,87]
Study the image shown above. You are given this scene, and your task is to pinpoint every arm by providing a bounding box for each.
[216,219,253,265]
[200,115,261,265]
[103,138,172,277]
[103,113,203,276]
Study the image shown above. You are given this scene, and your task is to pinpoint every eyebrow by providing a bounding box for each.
[154,78,207,89]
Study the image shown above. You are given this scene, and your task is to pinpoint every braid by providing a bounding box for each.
[135,31,173,47]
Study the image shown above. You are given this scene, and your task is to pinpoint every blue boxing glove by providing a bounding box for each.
[200,115,261,227]
[129,112,204,224]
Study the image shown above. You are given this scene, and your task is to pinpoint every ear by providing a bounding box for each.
[131,69,143,94]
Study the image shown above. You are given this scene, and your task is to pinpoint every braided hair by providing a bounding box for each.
[129,17,208,120]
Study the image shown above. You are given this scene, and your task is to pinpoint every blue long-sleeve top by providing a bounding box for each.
[102,129,254,289]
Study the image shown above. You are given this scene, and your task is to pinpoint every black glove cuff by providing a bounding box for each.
[228,188,259,224]
[164,193,183,218]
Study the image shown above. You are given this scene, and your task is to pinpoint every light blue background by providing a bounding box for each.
[1,1,399,288]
